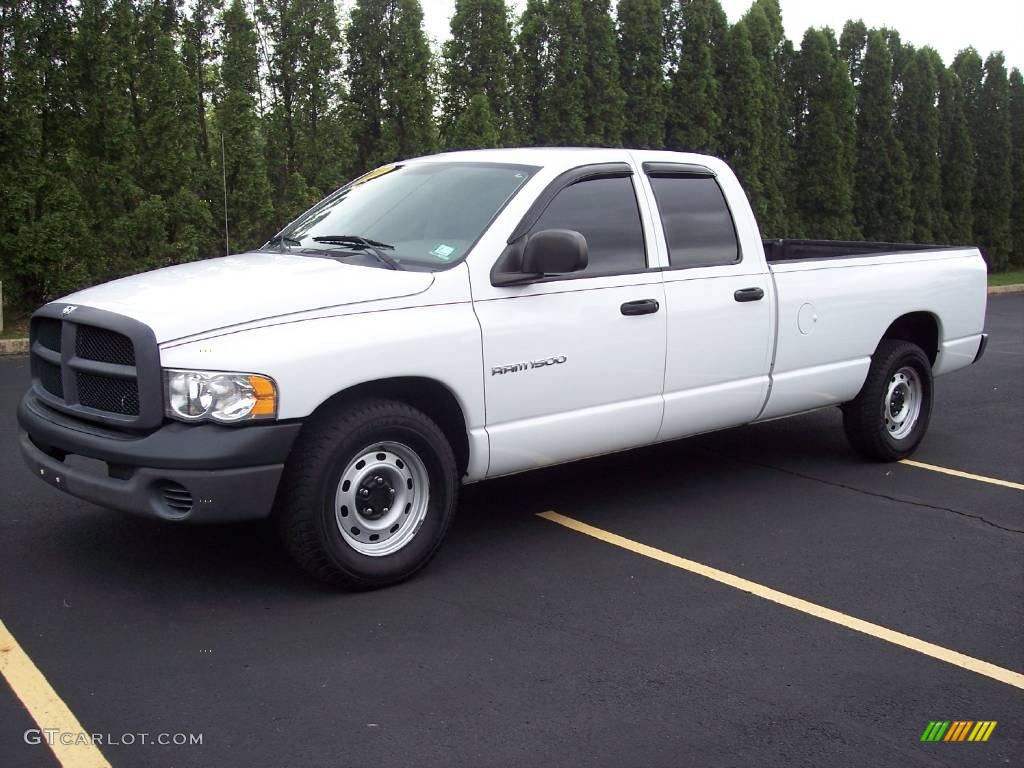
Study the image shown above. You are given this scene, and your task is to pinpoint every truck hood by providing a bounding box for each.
[56,252,434,343]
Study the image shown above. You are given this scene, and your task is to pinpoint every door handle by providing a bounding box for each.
[620,299,660,316]
[734,287,764,303]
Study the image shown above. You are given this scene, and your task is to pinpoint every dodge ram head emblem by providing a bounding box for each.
[62,305,77,315]
[491,355,567,376]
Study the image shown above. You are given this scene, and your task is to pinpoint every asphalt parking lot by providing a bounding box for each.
[2,294,1022,768]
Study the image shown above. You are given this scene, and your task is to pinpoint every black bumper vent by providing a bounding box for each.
[157,481,194,516]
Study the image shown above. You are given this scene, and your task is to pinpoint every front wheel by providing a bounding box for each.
[275,398,458,588]
[842,340,934,461]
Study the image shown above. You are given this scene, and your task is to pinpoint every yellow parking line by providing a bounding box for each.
[899,459,1024,491]
[538,511,1024,691]
[0,619,111,768]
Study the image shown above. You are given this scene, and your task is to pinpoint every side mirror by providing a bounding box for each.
[522,229,588,275]
[491,229,589,286]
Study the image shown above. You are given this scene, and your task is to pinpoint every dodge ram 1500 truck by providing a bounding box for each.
[18,148,989,587]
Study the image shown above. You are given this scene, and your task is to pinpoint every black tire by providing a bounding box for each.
[275,398,458,588]
[842,339,934,461]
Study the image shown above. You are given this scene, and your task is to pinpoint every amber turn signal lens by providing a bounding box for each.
[248,375,278,417]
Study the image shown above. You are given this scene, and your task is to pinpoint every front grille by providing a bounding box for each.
[38,360,64,398]
[29,306,160,428]
[77,372,140,415]
[157,481,193,516]
[35,318,62,352]
[76,325,135,366]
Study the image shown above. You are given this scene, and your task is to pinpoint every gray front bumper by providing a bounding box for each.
[20,434,285,522]
[18,393,302,523]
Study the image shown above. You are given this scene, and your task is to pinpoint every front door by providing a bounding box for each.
[472,168,667,477]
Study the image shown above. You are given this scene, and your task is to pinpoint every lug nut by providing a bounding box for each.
[375,476,384,486]
[360,488,369,497]
[382,507,389,514]
[365,507,374,515]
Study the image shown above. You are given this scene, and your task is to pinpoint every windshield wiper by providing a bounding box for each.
[266,234,302,250]
[312,235,401,270]
[313,235,395,250]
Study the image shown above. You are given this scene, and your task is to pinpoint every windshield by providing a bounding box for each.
[265,162,538,270]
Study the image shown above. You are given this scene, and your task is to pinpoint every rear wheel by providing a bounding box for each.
[275,398,458,588]
[842,340,934,461]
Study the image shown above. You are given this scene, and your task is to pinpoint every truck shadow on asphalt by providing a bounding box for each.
[45,408,858,597]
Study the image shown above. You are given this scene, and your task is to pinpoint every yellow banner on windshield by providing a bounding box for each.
[351,164,398,186]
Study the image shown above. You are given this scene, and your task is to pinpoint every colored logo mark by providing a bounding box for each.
[920,721,997,742]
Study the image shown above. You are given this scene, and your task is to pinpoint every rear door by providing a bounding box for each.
[471,164,667,478]
[639,164,774,440]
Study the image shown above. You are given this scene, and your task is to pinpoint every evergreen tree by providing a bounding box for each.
[131,0,210,269]
[0,0,90,305]
[581,0,625,146]
[938,66,975,244]
[972,53,1013,269]
[181,0,222,259]
[512,0,604,147]
[661,0,680,77]
[879,28,913,87]
[666,0,727,152]
[215,0,274,251]
[854,31,912,241]
[448,93,502,149]
[951,47,984,143]
[181,0,220,174]
[346,0,436,171]
[743,0,789,236]
[512,0,548,145]
[294,0,353,195]
[790,28,857,239]
[69,0,142,282]
[259,0,353,218]
[719,21,764,212]
[539,0,586,144]
[617,0,664,148]
[1010,68,1024,266]
[441,0,515,146]
[838,19,867,85]
[897,48,943,242]
[255,0,301,214]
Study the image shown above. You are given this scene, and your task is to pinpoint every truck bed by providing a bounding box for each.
[763,239,953,263]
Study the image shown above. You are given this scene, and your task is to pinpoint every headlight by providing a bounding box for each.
[164,369,278,423]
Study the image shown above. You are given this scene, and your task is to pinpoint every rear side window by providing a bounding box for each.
[531,175,646,275]
[648,175,739,268]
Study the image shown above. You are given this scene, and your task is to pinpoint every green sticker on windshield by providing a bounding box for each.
[430,243,456,261]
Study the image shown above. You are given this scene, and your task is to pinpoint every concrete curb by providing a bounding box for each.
[988,284,1024,295]
[0,284,1021,356]
[0,338,28,356]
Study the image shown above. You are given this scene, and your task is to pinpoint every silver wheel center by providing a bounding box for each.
[883,367,923,440]
[334,441,430,557]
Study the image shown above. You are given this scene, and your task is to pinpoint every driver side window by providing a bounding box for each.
[531,175,647,276]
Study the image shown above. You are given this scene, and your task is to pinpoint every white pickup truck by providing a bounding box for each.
[18,148,989,587]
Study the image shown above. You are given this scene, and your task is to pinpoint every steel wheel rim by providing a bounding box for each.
[883,366,922,440]
[334,441,430,557]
